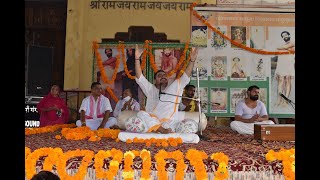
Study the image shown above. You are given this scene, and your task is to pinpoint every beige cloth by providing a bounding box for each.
[117,110,207,132]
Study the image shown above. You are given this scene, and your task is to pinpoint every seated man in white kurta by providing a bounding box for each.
[125,44,199,134]
[76,82,117,130]
[230,85,274,135]
[113,88,140,119]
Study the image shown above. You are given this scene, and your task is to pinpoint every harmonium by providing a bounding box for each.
[254,124,295,141]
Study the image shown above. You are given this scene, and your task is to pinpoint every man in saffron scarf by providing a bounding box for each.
[125,44,198,134]
[179,84,199,112]
[76,82,117,130]
[37,85,69,127]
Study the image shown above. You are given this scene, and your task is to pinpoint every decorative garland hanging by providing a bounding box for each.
[190,2,294,55]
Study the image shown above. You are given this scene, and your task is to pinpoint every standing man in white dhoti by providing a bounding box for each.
[125,44,198,134]
[230,85,274,135]
[76,82,117,130]
[275,31,295,107]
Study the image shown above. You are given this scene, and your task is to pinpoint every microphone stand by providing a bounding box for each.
[280,93,295,110]
[195,68,209,141]
[288,100,295,110]
[196,68,202,136]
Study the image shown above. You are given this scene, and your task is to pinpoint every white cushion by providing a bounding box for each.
[175,119,199,133]
[117,110,207,132]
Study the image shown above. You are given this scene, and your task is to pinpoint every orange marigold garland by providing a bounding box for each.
[94,150,112,179]
[186,149,208,180]
[190,3,294,55]
[125,137,182,147]
[94,148,123,179]
[92,41,122,102]
[61,126,95,140]
[25,147,55,179]
[56,149,94,180]
[140,149,152,179]
[266,148,295,180]
[106,86,119,102]
[25,147,31,160]
[211,152,229,180]
[123,151,135,180]
[147,41,159,73]
[43,148,64,172]
[25,124,75,135]
[166,41,189,77]
[154,149,168,180]
[168,150,186,180]
[140,40,149,70]
[121,43,135,80]
[93,41,121,85]
[122,40,150,79]
[25,147,234,179]
[59,126,120,141]
[177,49,192,79]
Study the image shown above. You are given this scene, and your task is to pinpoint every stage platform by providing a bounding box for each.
[25,124,295,179]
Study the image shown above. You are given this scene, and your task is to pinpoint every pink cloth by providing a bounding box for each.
[84,95,105,119]
[37,93,69,127]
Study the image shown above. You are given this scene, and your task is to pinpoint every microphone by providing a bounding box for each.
[280,93,292,103]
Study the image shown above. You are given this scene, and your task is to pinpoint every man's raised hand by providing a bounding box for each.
[191,47,199,62]
[135,44,143,60]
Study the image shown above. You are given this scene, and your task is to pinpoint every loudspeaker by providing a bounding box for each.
[26,45,54,96]
[128,26,154,42]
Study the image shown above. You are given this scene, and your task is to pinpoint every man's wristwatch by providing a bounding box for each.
[81,121,86,125]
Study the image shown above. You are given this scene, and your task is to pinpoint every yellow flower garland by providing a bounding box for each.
[123,151,135,180]
[186,149,208,180]
[211,152,229,180]
[168,150,186,180]
[266,148,295,180]
[94,148,123,179]
[26,147,233,180]
[140,149,152,179]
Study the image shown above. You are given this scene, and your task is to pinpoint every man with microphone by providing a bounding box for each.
[179,84,199,112]
[230,85,274,135]
[124,44,198,134]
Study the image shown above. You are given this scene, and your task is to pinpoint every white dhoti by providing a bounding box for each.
[100,65,115,89]
[230,120,274,135]
[76,117,117,130]
[275,54,295,77]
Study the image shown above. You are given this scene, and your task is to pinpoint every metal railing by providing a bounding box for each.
[60,90,91,120]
